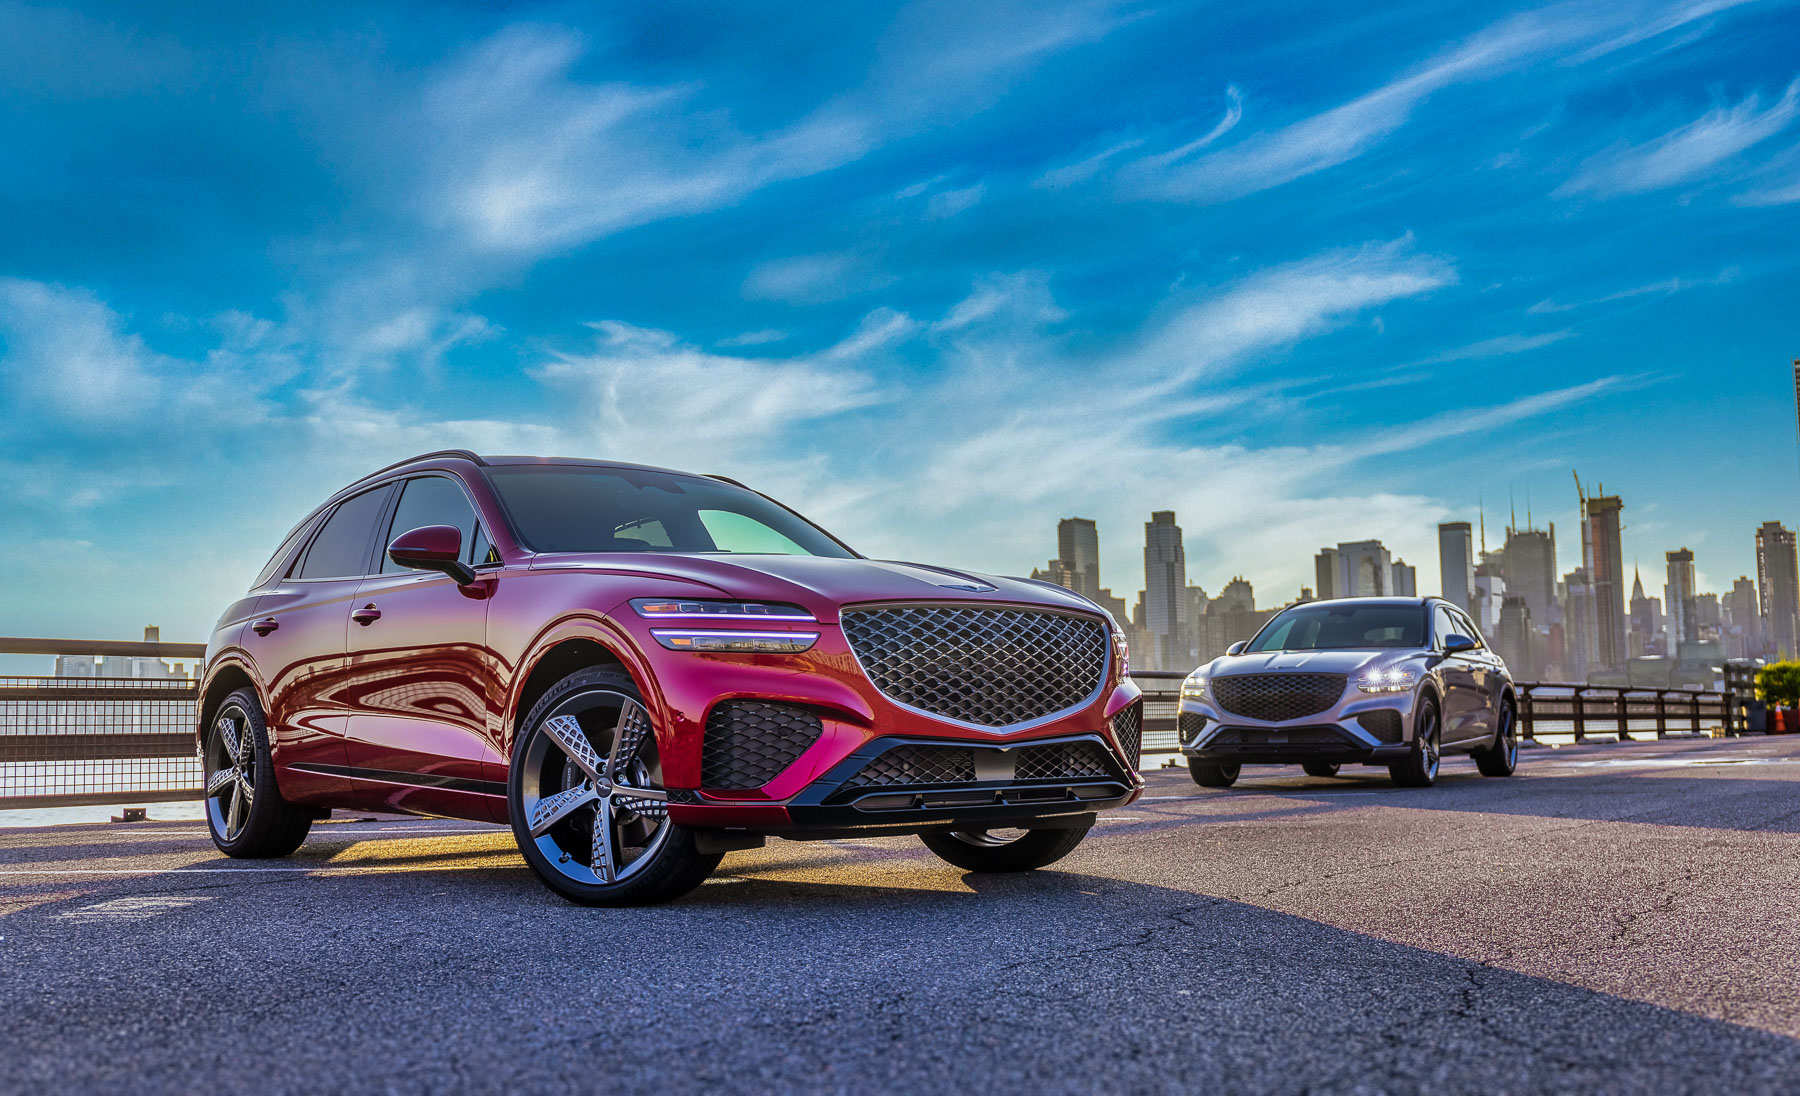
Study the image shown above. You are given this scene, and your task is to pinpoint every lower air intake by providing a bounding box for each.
[1110,705,1142,767]
[1014,741,1116,781]
[844,745,978,788]
[700,702,823,790]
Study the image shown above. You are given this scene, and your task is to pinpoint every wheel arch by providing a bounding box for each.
[508,633,643,749]
[197,660,261,746]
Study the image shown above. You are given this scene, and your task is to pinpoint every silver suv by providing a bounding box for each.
[1177,596,1518,788]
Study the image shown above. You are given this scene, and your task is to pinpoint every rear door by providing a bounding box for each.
[1451,607,1499,742]
[245,485,394,802]
[1433,604,1482,744]
[340,474,506,819]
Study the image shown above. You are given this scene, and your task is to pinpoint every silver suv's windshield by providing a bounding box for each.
[1246,602,1427,652]
[485,466,855,557]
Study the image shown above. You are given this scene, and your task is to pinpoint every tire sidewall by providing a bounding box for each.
[206,688,280,854]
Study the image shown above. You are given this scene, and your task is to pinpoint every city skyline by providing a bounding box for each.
[3,1,1800,643]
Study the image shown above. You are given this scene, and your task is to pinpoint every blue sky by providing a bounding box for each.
[2,0,1798,642]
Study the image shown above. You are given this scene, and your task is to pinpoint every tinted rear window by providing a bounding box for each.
[296,488,391,580]
[1248,602,1427,651]
[485,466,852,557]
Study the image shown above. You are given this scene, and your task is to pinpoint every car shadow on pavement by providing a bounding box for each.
[3,857,1798,1093]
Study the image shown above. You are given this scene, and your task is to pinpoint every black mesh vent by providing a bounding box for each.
[700,702,824,790]
[844,745,977,788]
[1357,709,1404,743]
[1207,725,1350,746]
[1015,741,1115,781]
[1178,711,1209,745]
[841,605,1108,728]
[1210,673,1346,722]
[1110,705,1142,767]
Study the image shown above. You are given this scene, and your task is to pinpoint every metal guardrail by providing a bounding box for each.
[0,638,205,811]
[1128,670,1740,746]
[0,640,1748,811]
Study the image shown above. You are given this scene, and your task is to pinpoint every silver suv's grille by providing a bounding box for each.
[840,605,1109,728]
[1211,673,1347,723]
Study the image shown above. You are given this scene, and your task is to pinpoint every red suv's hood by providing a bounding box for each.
[526,552,1103,624]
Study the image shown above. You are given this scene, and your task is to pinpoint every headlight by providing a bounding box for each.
[630,597,815,622]
[1180,674,1209,700]
[650,629,819,653]
[1114,631,1130,676]
[1358,666,1416,693]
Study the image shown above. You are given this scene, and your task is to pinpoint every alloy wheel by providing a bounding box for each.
[205,704,256,842]
[1421,709,1442,781]
[519,691,671,886]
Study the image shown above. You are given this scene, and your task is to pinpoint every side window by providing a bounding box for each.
[1433,606,1459,648]
[1453,609,1486,648]
[254,513,321,589]
[380,476,485,573]
[296,488,392,580]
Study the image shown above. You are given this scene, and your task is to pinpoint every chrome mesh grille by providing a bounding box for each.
[1014,741,1115,781]
[700,702,823,790]
[843,745,977,788]
[841,605,1108,728]
[1210,673,1346,723]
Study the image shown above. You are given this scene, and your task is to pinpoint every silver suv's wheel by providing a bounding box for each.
[1389,696,1442,788]
[508,668,721,906]
[1474,700,1520,777]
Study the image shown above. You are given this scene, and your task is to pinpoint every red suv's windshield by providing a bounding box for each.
[485,465,855,557]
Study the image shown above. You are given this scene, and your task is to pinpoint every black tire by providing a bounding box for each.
[1389,695,1442,788]
[204,688,312,858]
[919,818,1093,872]
[1474,699,1520,777]
[508,667,722,907]
[1189,759,1241,787]
[1302,761,1342,778]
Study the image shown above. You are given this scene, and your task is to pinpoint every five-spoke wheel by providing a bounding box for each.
[509,668,720,906]
[204,688,313,857]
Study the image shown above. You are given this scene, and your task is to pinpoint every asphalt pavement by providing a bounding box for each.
[3,735,1799,1095]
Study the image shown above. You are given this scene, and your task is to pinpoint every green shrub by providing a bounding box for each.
[1755,662,1800,708]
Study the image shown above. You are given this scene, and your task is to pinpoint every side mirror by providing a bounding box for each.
[1443,634,1477,655]
[388,525,476,586]
[1226,641,1248,656]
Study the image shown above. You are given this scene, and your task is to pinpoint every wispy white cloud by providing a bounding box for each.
[1411,329,1573,364]
[1118,0,1765,204]
[1557,78,1800,196]
[1527,267,1739,312]
[742,251,896,304]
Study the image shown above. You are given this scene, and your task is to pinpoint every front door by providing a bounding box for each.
[1434,604,1481,743]
[249,485,396,803]
[341,475,505,821]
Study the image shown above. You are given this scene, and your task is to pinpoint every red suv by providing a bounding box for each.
[199,452,1143,904]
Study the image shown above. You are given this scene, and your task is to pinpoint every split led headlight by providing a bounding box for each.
[1358,666,1416,693]
[632,599,820,654]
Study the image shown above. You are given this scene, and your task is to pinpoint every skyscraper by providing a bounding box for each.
[1757,521,1800,657]
[1143,511,1188,670]
[1056,518,1101,600]
[1316,540,1394,598]
[1562,567,1596,681]
[1438,522,1474,613]
[1392,559,1417,597]
[1664,548,1697,653]
[1502,523,1557,627]
[1498,595,1537,677]
[1728,576,1762,658]
[1315,546,1340,600]
[1628,569,1663,658]
[1581,491,1626,673]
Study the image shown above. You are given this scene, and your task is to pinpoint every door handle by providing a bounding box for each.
[351,604,382,626]
[251,618,279,636]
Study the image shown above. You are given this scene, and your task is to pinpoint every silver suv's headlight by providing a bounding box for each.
[1180,672,1209,700]
[1358,666,1416,693]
